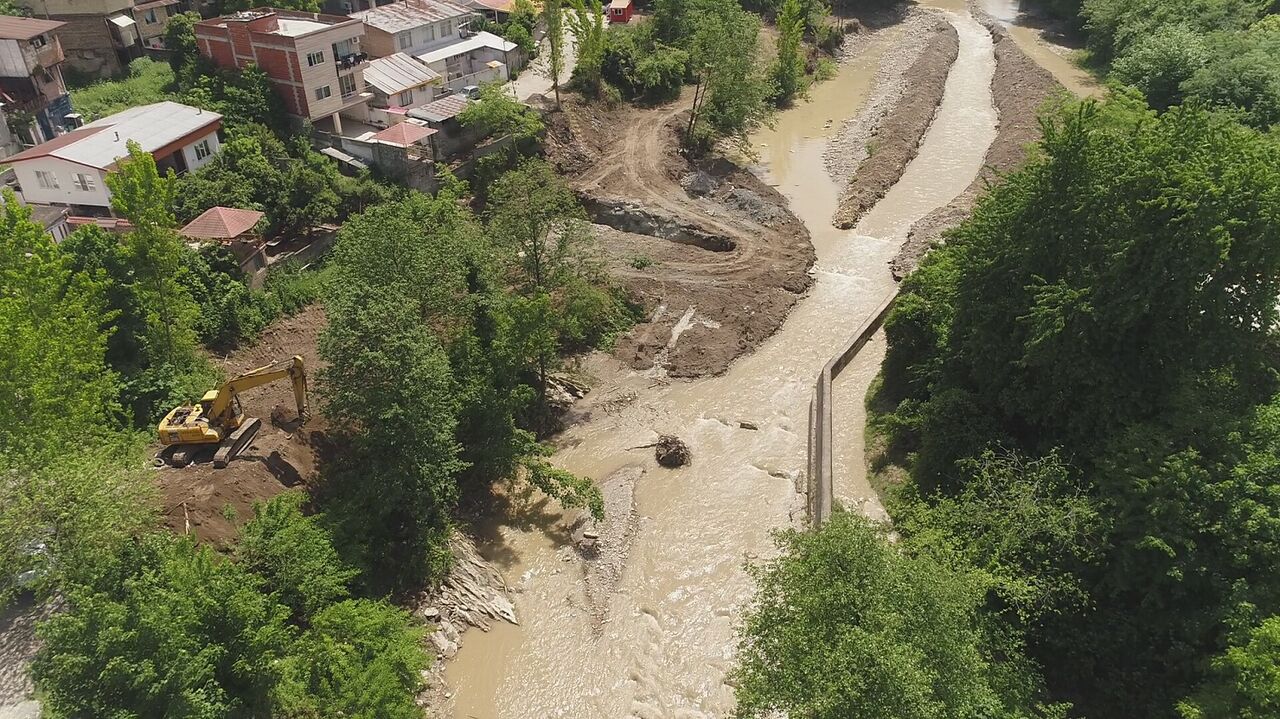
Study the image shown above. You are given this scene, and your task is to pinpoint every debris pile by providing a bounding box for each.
[655,435,691,468]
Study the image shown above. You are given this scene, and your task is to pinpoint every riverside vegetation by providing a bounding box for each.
[734,29,1280,719]
[1,74,631,711]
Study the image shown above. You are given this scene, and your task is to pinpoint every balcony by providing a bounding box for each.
[335,52,368,71]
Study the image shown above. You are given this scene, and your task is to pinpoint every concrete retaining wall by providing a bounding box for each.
[807,294,895,526]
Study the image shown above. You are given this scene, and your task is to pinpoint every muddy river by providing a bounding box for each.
[446,3,998,716]
[980,0,1101,97]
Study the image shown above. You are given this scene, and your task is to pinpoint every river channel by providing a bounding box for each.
[447,2,998,716]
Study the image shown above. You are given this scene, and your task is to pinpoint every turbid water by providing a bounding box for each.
[446,3,998,716]
[980,0,1102,97]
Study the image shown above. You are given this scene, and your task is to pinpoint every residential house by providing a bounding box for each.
[17,0,164,76]
[133,0,179,51]
[406,92,475,157]
[0,17,72,144]
[417,30,516,90]
[352,0,520,92]
[195,9,371,135]
[6,100,221,211]
[361,51,441,125]
[461,0,514,23]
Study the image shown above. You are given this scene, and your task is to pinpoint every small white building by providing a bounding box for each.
[5,101,222,211]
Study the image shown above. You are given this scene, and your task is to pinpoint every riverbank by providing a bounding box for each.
[442,1,999,714]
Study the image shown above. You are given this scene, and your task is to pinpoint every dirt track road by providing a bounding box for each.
[547,95,816,377]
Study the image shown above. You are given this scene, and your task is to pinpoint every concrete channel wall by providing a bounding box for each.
[807,294,896,526]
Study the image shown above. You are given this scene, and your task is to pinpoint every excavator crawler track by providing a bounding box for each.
[213,417,262,468]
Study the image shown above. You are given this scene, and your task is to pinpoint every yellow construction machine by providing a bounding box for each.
[157,355,307,468]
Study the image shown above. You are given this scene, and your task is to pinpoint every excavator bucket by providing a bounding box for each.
[213,417,262,468]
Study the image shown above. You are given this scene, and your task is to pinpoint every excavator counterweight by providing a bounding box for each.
[157,355,307,468]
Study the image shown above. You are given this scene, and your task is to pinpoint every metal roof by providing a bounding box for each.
[364,52,441,96]
[0,16,65,40]
[417,30,513,64]
[409,93,469,122]
[351,0,473,34]
[6,101,222,170]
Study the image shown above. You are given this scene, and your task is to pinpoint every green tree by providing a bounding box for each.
[1111,23,1209,109]
[319,290,465,590]
[541,0,566,109]
[877,96,1280,717]
[771,0,806,105]
[107,141,201,370]
[164,11,201,74]
[685,0,770,151]
[218,0,319,13]
[0,193,119,458]
[1179,616,1280,719]
[734,513,1057,719]
[567,0,608,95]
[458,82,545,141]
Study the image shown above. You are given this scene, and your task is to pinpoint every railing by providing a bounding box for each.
[807,294,896,527]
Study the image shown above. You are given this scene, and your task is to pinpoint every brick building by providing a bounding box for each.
[17,0,172,77]
[195,9,371,134]
[0,16,73,145]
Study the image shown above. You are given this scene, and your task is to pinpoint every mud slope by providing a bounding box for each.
[155,305,329,546]
[891,20,1064,278]
[544,97,815,378]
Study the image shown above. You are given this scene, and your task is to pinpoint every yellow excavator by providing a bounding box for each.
[157,355,307,468]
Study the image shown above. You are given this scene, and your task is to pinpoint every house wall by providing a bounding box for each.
[135,4,172,47]
[29,14,125,77]
[178,129,221,172]
[12,157,109,206]
[0,39,30,77]
[197,14,367,121]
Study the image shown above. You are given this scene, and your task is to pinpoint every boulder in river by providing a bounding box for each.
[655,435,691,468]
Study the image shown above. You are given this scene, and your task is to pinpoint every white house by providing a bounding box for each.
[6,101,222,210]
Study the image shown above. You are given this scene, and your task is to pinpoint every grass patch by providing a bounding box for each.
[70,58,176,121]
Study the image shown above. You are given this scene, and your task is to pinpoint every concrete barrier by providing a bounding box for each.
[807,293,896,526]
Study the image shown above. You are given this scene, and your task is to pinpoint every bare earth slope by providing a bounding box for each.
[544,96,816,377]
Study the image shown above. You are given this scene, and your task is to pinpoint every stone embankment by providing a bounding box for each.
[829,10,959,229]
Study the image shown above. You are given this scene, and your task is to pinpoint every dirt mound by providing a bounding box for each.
[155,306,330,546]
[831,15,958,229]
[544,97,815,377]
[891,17,1064,279]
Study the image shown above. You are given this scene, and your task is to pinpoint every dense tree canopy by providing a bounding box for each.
[32,496,428,718]
[872,95,1280,718]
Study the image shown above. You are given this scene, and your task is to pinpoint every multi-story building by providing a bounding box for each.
[17,0,168,76]
[195,9,371,134]
[352,0,519,92]
[6,100,221,212]
[0,16,72,145]
[351,0,471,58]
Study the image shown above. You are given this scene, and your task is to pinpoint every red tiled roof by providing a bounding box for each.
[5,126,109,164]
[0,16,66,40]
[371,122,436,147]
[180,206,265,239]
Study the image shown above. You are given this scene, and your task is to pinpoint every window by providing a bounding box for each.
[398,89,413,106]
[424,24,435,41]
[193,139,213,161]
[31,34,46,48]
[34,170,58,189]
[307,50,324,67]
[612,6,621,13]
[144,8,157,23]
[338,73,357,98]
[73,173,96,192]
[441,19,452,36]
[314,85,332,100]
[396,30,412,49]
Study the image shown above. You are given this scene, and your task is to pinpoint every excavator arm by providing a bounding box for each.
[209,355,307,425]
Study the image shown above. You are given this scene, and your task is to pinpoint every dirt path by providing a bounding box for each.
[545,96,815,378]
